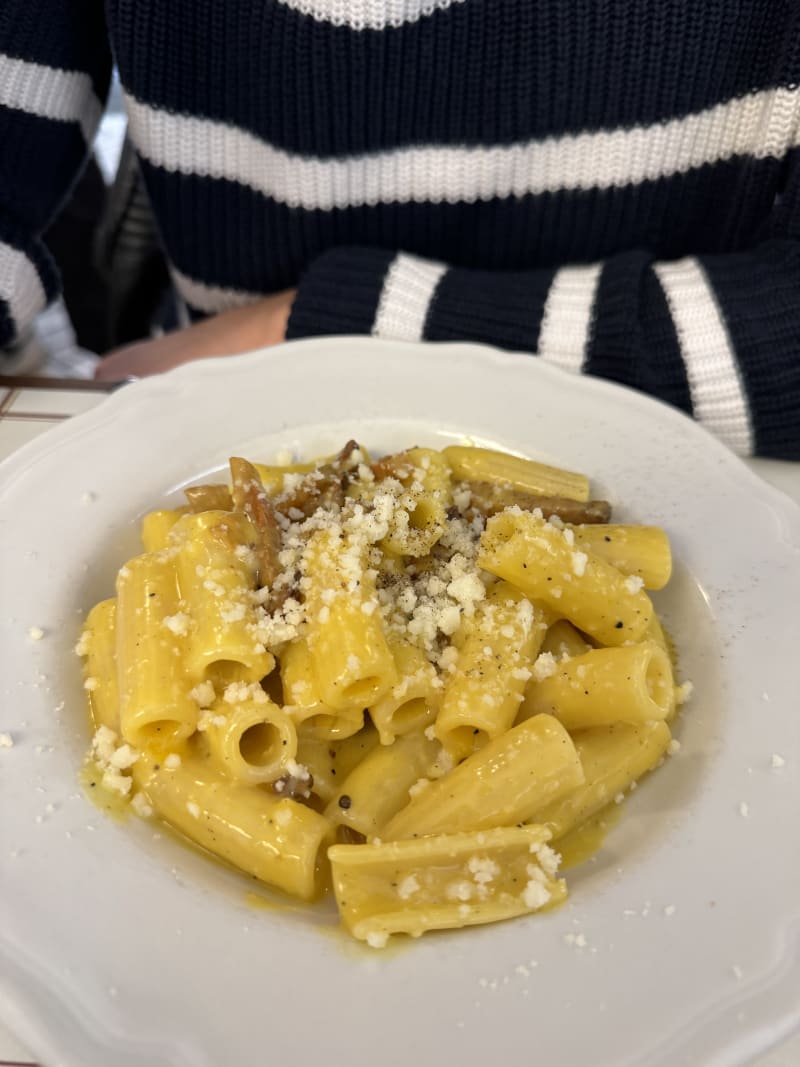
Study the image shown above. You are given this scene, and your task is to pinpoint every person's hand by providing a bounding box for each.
[95,289,296,382]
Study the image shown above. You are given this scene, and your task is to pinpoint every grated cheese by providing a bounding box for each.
[397,875,421,900]
[189,680,216,707]
[223,681,268,705]
[571,551,588,577]
[522,878,551,910]
[285,758,311,781]
[675,680,694,705]
[274,807,293,827]
[90,725,139,797]
[529,841,561,878]
[446,880,475,902]
[163,612,190,636]
[109,744,138,770]
[131,792,153,817]
[532,652,558,682]
[467,855,500,885]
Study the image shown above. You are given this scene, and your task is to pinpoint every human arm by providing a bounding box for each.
[93,288,295,380]
[285,142,800,462]
[283,231,800,461]
[0,0,111,350]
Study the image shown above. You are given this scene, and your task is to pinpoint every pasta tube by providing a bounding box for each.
[253,458,326,497]
[296,724,381,803]
[172,511,275,687]
[407,446,452,506]
[324,730,440,838]
[533,721,672,839]
[540,618,591,660]
[435,582,547,761]
[203,695,297,784]
[329,824,566,945]
[116,553,198,749]
[478,511,654,646]
[281,639,364,739]
[134,751,332,900]
[645,612,670,654]
[140,509,184,552]
[519,642,675,729]
[369,639,441,745]
[443,445,589,502]
[79,598,119,731]
[643,614,680,720]
[571,525,672,590]
[380,448,452,557]
[304,528,397,711]
[382,714,584,840]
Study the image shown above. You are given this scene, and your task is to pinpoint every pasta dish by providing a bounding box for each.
[77,442,687,947]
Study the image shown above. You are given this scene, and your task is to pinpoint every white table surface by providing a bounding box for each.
[1,381,798,1066]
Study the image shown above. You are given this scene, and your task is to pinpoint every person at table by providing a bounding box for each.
[0,0,798,459]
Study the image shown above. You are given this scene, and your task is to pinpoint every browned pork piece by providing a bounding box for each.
[276,439,362,518]
[465,480,612,524]
[229,456,283,592]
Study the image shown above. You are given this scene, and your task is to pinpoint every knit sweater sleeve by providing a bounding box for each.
[0,0,111,350]
[287,159,800,461]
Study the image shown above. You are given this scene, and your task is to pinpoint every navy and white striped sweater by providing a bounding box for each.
[1,1,800,457]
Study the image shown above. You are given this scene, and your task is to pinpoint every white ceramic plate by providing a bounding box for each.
[1,338,798,1067]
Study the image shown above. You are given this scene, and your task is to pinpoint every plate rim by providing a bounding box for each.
[2,338,799,526]
[1,336,799,1067]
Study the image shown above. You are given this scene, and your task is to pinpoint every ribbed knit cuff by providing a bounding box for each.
[288,246,557,354]
[701,240,800,459]
[286,246,396,339]
[583,250,694,415]
[0,212,59,350]
[426,265,556,352]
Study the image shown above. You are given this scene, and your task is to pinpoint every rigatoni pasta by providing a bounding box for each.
[324,730,440,838]
[369,638,440,745]
[478,510,655,645]
[202,693,298,784]
[517,642,675,729]
[434,581,548,761]
[77,438,690,946]
[115,553,199,749]
[280,637,365,740]
[330,825,566,946]
[171,510,275,687]
[381,714,585,840]
[303,526,397,711]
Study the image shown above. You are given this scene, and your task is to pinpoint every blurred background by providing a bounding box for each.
[5,74,175,379]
